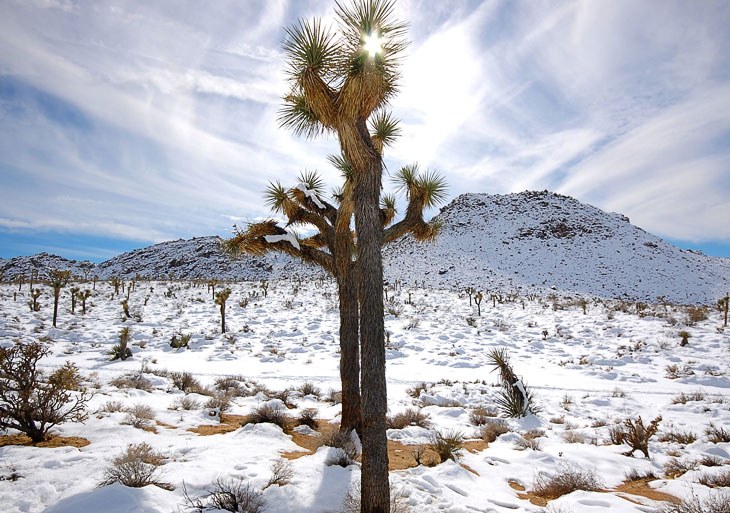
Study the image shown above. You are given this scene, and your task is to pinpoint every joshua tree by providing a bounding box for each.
[718,294,729,327]
[208,279,218,301]
[50,270,71,328]
[69,287,80,314]
[214,288,232,334]
[279,2,411,507]
[110,277,121,296]
[120,299,131,318]
[16,274,25,292]
[226,164,443,436]
[474,292,483,316]
[29,289,41,312]
[77,289,91,315]
[110,327,132,361]
[93,274,98,290]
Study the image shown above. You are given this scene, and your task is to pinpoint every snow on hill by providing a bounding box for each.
[2,191,728,303]
[384,191,730,304]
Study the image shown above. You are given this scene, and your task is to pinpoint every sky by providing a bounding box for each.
[1,0,729,262]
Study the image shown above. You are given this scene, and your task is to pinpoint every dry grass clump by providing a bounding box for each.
[100,443,172,490]
[660,490,730,513]
[697,454,727,467]
[429,429,464,463]
[323,389,342,404]
[293,408,316,429]
[561,430,587,444]
[264,459,294,489]
[480,419,510,443]
[532,464,603,500]
[406,382,429,399]
[386,408,430,430]
[171,372,202,393]
[672,391,705,404]
[664,457,699,478]
[122,404,155,429]
[205,392,232,412]
[514,436,541,451]
[184,477,266,513]
[214,375,252,397]
[624,467,658,482]
[341,482,412,513]
[297,381,320,397]
[469,406,498,426]
[706,423,730,443]
[322,430,359,467]
[245,404,290,429]
[172,395,201,411]
[98,400,126,413]
[110,372,153,392]
[659,428,697,445]
[698,470,730,488]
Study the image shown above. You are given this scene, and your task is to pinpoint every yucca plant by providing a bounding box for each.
[110,277,121,296]
[487,348,536,417]
[77,289,91,315]
[718,295,729,327]
[69,287,80,314]
[50,270,71,328]
[214,288,232,334]
[29,289,41,312]
[110,327,132,361]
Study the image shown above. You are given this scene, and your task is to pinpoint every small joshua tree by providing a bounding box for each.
[678,330,691,347]
[50,270,71,328]
[260,280,269,298]
[465,287,475,307]
[0,341,89,443]
[69,287,80,314]
[16,274,25,291]
[110,327,133,360]
[121,299,131,318]
[110,277,121,296]
[215,288,232,334]
[487,348,536,417]
[29,289,42,312]
[474,292,483,316]
[208,279,218,300]
[93,274,98,290]
[718,295,729,328]
[613,416,662,459]
[77,289,91,315]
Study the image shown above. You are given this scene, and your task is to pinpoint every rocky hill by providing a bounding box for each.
[2,191,728,303]
[383,191,730,303]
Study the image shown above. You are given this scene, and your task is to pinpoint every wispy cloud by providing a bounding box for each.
[0,0,728,258]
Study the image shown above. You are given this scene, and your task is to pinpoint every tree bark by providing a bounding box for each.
[338,267,361,435]
[52,290,59,328]
[345,119,389,513]
[220,304,226,334]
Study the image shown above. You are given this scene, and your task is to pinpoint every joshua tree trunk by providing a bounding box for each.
[220,303,226,334]
[347,120,389,513]
[52,290,60,328]
[338,268,361,435]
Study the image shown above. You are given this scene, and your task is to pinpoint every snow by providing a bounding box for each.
[264,232,301,250]
[0,276,729,513]
[295,183,326,210]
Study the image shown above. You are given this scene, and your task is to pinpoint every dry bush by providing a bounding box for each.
[666,363,694,379]
[532,464,603,500]
[514,436,541,451]
[246,404,290,429]
[659,428,697,445]
[469,406,498,426]
[611,416,661,458]
[561,431,586,444]
[171,372,201,393]
[0,341,89,442]
[686,306,708,325]
[323,389,342,404]
[297,381,320,397]
[264,459,293,489]
[172,395,201,411]
[321,429,359,467]
[214,376,251,396]
[699,470,730,488]
[386,408,430,429]
[341,482,411,513]
[480,420,510,442]
[48,361,82,390]
[406,382,428,399]
[110,372,153,392]
[184,477,266,513]
[100,443,171,490]
[270,388,296,408]
[624,467,658,482]
[660,490,730,513]
[429,430,464,463]
[706,423,730,443]
[205,392,232,413]
[98,400,126,413]
[123,404,155,429]
[664,457,699,478]
[698,454,726,467]
[297,408,318,429]
[672,391,705,404]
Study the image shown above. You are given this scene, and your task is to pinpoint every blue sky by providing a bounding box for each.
[1,0,729,262]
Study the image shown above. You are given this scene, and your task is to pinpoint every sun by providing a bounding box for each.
[363,33,383,57]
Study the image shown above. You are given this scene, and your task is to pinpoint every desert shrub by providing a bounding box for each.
[184,477,266,513]
[561,431,586,444]
[480,420,510,442]
[699,470,730,488]
[246,404,290,429]
[672,391,705,404]
[172,395,201,411]
[265,459,293,489]
[270,388,296,408]
[321,429,359,467]
[664,457,699,478]
[171,372,201,393]
[532,463,603,500]
[660,490,730,513]
[659,428,697,445]
[323,389,342,404]
[0,341,88,443]
[297,408,318,429]
[100,443,171,490]
[214,375,251,396]
[205,392,232,413]
[469,406,498,426]
[297,381,320,397]
[405,382,428,399]
[386,408,430,429]
[170,333,192,350]
[611,416,661,458]
[686,306,708,325]
[98,400,126,413]
[109,327,133,361]
[487,348,537,417]
[698,454,726,467]
[624,468,658,481]
[110,372,153,392]
[48,361,82,390]
[706,423,730,443]
[429,429,464,463]
[122,404,155,429]
[666,363,694,379]
[514,436,541,451]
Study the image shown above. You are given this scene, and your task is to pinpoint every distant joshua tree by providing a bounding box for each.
[69,287,80,315]
[214,288,232,334]
[718,294,729,327]
[77,289,92,315]
[29,289,41,312]
[50,270,71,328]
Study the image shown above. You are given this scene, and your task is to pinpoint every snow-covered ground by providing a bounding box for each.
[0,279,728,512]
